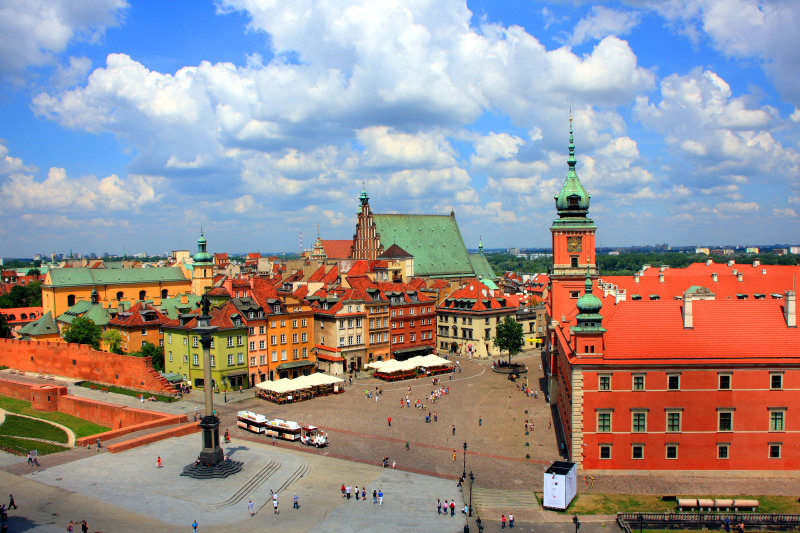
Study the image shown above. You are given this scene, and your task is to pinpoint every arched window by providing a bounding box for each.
[116,291,124,301]
[139,290,146,301]
[161,289,168,299]
[67,294,76,307]
[21,313,27,320]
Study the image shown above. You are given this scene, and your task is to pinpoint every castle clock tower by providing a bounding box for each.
[549,117,598,325]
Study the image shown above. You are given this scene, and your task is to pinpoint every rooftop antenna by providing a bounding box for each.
[299,231,303,255]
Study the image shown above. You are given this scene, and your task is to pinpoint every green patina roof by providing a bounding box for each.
[553,117,595,230]
[159,294,202,319]
[193,232,213,263]
[469,253,496,280]
[373,214,476,278]
[46,267,188,287]
[18,311,59,336]
[479,278,500,290]
[57,301,112,326]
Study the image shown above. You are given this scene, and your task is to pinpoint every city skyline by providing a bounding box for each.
[1,0,799,257]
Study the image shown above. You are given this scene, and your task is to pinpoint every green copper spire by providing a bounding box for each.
[193,228,213,264]
[555,114,592,220]
[479,236,484,254]
[573,272,606,334]
[359,184,369,206]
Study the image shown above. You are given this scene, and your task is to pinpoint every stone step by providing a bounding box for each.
[471,487,540,510]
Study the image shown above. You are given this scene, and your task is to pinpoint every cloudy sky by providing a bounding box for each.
[1,0,798,258]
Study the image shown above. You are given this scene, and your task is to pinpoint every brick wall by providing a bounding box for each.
[0,338,175,393]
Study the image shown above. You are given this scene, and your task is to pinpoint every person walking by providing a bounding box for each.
[443,500,448,517]
[7,496,15,510]
[157,456,163,468]
[346,486,351,499]
[67,521,74,533]
[509,513,515,528]
[248,499,255,517]
[273,495,279,515]
[405,441,410,450]
[81,520,89,533]
[450,500,455,516]
[387,416,392,427]
[452,424,456,436]
[501,514,507,529]
[378,489,384,506]
[392,460,396,469]
[361,487,366,500]
[452,450,457,462]
[191,519,198,532]
[355,485,360,500]
[293,494,299,509]
[373,490,378,504]
[437,499,442,515]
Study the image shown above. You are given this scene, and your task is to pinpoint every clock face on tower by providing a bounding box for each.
[567,236,583,253]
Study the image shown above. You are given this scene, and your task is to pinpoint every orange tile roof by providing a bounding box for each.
[321,239,353,259]
[109,302,170,327]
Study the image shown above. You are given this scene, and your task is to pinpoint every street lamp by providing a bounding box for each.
[468,471,475,517]
[573,515,581,533]
[462,441,468,479]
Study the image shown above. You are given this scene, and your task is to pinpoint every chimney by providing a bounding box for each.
[786,291,797,328]
[684,292,693,329]
[634,273,640,283]
[753,259,760,267]
[762,268,767,275]
[737,273,743,282]
[732,269,738,275]
[712,273,718,282]
[659,273,665,283]
[181,294,188,304]
[727,260,734,267]
[706,259,712,266]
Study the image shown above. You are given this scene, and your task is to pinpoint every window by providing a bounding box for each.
[192,336,199,348]
[259,325,265,334]
[249,341,255,351]
[771,373,784,390]
[280,334,286,344]
[348,318,354,328]
[271,351,278,362]
[301,332,307,342]
[271,335,277,344]
[370,334,374,344]
[666,411,682,432]
[210,355,216,367]
[141,328,147,336]
[666,444,679,460]
[184,337,188,346]
[339,337,345,347]
[280,320,286,327]
[248,327,254,335]
[383,332,388,342]
[250,356,256,366]
[356,335,362,344]
[719,373,732,390]
[168,333,173,344]
[348,336,353,345]
[270,321,277,328]
[599,374,612,391]
[356,318,362,327]
[597,411,612,432]
[302,318,307,327]
[259,355,266,365]
[769,443,782,459]
[168,351,173,362]
[281,350,287,361]
[718,409,734,432]
[302,347,308,358]
[632,374,646,391]
[668,374,681,390]
[411,333,416,342]
[632,411,647,432]
[292,319,298,328]
[228,354,234,366]
[227,336,234,348]
[292,334,298,343]
[718,443,730,459]
[410,319,415,327]
[159,339,164,347]
[399,335,404,343]
[238,353,244,364]
[599,445,612,459]
[632,444,644,460]
[193,354,199,365]
[183,354,188,363]
[293,349,299,359]
[259,340,266,350]
[237,335,244,346]
[770,409,786,431]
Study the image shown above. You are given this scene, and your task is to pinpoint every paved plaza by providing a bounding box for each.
[2,350,800,532]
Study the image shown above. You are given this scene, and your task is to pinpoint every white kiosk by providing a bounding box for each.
[542,461,578,510]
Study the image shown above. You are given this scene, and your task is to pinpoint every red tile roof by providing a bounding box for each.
[321,239,353,259]
[109,302,170,327]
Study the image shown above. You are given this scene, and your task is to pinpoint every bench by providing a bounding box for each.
[678,498,759,512]
[101,388,110,393]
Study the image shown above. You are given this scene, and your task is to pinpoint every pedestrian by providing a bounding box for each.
[392,460,396,469]
[388,416,392,427]
[81,520,89,533]
[27,452,32,465]
[346,485,351,499]
[378,489,384,505]
[450,500,455,516]
[548,419,552,430]
[273,495,279,515]
[501,514,507,529]
[434,412,438,422]
[452,450,457,462]
[341,484,346,497]
[248,499,255,517]
[405,441,410,450]
[67,520,74,533]
[361,487,366,500]
[479,417,483,426]
[400,398,404,408]
[293,493,299,509]
[7,496,15,510]
[373,490,378,504]
[157,456,163,468]
[437,499,442,515]
[355,485,360,500]
[452,424,456,436]
[509,513,515,528]
[724,517,731,532]
[443,500,449,516]
[0,505,5,522]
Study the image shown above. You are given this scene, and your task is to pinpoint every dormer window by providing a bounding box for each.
[568,196,579,207]
[570,257,579,268]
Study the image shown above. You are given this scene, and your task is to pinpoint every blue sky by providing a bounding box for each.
[1,0,798,258]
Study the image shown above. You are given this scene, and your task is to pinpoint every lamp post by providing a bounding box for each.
[468,471,475,517]
[573,515,581,533]
[638,514,644,533]
[462,441,468,479]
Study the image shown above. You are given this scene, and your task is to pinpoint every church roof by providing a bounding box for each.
[18,311,59,337]
[373,214,474,278]
[45,267,188,287]
[468,253,496,280]
[57,300,112,326]
[378,244,413,259]
[321,239,354,259]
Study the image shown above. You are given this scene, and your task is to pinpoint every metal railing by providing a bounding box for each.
[618,513,800,532]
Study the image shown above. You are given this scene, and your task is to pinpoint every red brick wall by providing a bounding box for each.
[57,395,173,429]
[0,379,38,402]
[0,338,173,393]
[107,422,200,453]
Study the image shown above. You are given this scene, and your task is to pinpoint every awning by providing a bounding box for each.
[317,352,345,362]
[393,346,429,355]
[161,372,184,383]
[277,360,315,370]
[226,369,249,377]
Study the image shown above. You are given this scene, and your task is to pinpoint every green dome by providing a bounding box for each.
[554,118,591,218]
[193,232,213,263]
[577,277,603,315]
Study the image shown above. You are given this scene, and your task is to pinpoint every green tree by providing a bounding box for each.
[101,329,124,354]
[26,268,41,276]
[62,317,102,349]
[0,313,12,339]
[138,342,165,372]
[493,316,524,365]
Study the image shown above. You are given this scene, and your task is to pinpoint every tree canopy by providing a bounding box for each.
[493,316,524,365]
[101,329,124,354]
[131,342,165,372]
[0,281,42,308]
[62,317,102,349]
[0,314,12,339]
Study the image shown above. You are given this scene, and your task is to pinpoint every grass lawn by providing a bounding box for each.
[0,435,69,455]
[0,396,109,438]
[0,414,69,443]
[536,493,800,515]
[77,381,176,403]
